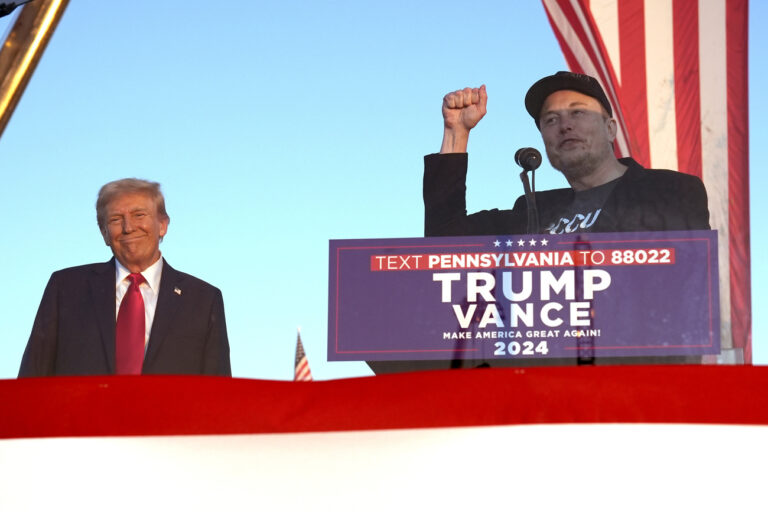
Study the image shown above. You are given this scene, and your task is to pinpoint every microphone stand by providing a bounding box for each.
[515,147,542,235]
[519,168,539,234]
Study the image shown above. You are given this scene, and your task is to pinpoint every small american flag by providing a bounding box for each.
[294,328,313,381]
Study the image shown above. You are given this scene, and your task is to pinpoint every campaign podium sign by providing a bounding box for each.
[328,231,719,362]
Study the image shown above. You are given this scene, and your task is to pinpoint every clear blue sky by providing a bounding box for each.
[0,1,764,380]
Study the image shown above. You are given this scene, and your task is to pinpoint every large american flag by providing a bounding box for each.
[541,0,751,362]
[294,329,313,381]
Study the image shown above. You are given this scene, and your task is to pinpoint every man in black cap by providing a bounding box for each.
[423,72,710,236]
[371,73,710,375]
[366,73,711,376]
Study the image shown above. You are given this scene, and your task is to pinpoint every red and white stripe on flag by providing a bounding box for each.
[541,0,751,362]
[294,331,313,381]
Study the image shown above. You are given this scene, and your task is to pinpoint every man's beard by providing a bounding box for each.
[546,145,610,183]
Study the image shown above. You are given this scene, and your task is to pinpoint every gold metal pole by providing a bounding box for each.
[0,0,69,139]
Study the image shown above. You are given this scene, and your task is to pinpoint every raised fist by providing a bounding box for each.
[439,85,487,153]
[442,85,487,132]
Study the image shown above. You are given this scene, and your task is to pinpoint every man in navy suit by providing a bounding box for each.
[19,178,231,377]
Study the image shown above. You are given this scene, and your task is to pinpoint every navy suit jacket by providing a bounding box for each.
[19,259,231,377]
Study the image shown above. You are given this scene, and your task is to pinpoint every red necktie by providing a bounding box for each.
[115,273,146,375]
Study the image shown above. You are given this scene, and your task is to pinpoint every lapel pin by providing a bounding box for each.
[174,287,182,296]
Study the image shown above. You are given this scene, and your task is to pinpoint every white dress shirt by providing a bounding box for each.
[115,256,163,348]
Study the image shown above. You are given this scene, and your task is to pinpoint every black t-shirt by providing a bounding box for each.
[543,177,620,234]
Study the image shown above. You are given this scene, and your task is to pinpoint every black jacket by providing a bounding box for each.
[423,153,710,236]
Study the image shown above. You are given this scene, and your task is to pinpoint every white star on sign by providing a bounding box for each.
[517,239,525,247]
[540,239,548,246]
[505,240,513,247]
[493,240,501,247]
[529,239,537,246]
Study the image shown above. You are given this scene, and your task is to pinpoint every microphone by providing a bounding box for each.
[515,147,541,234]
[514,147,542,171]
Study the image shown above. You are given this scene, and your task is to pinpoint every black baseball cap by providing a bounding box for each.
[525,71,612,128]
